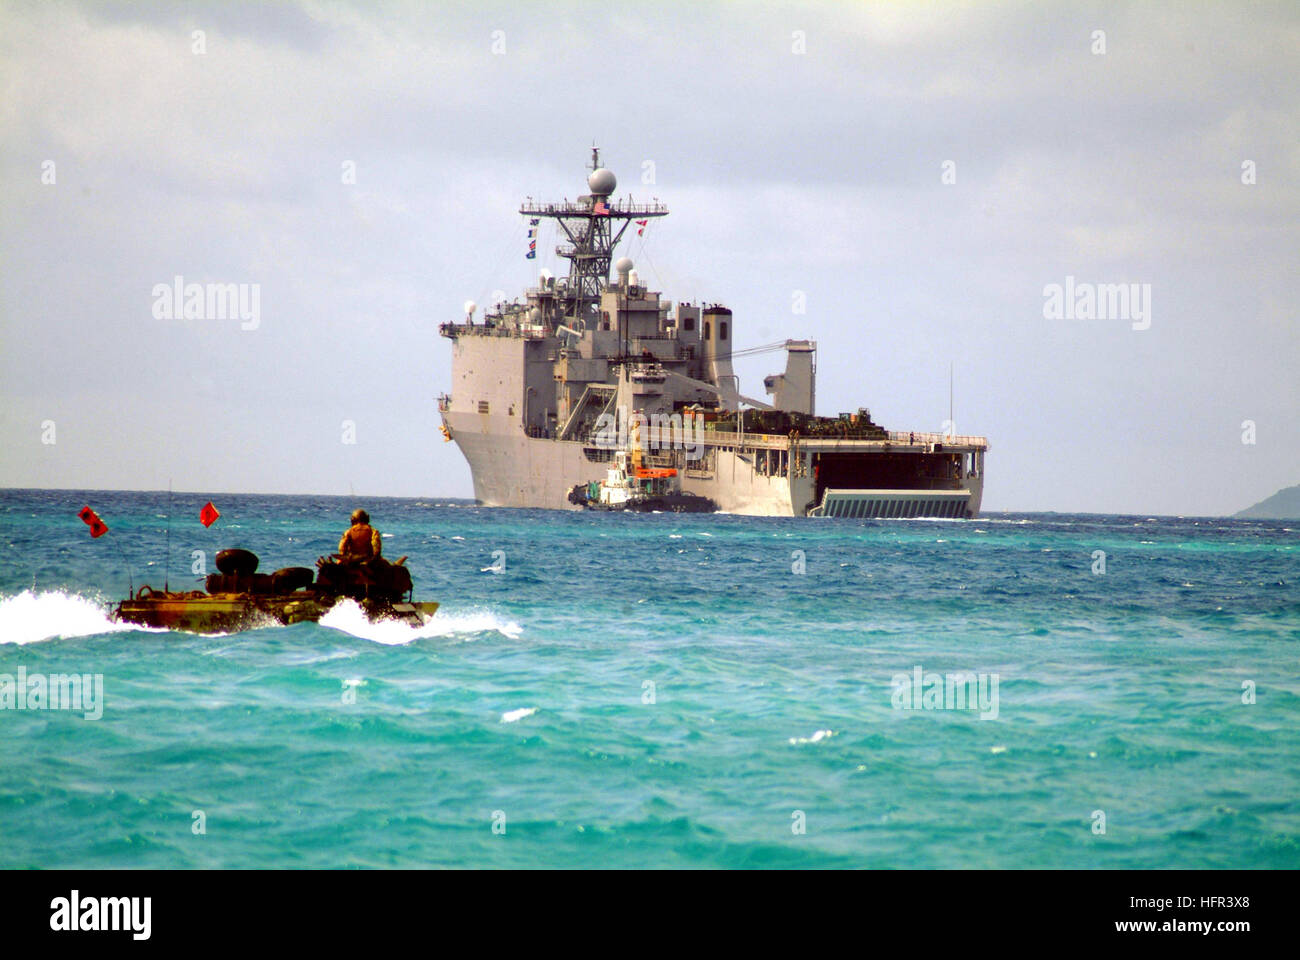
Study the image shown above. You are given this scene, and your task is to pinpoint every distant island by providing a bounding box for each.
[1235,484,1300,519]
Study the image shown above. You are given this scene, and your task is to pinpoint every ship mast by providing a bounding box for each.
[519,148,668,329]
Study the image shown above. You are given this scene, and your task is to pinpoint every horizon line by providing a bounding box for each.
[0,485,1280,520]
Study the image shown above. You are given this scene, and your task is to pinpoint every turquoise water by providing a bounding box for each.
[1,489,1297,868]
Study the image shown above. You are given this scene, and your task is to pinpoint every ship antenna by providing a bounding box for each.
[110,532,134,600]
[164,479,172,594]
[949,362,954,437]
[517,147,668,336]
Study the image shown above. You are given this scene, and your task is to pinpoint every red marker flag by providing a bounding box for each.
[78,505,108,538]
[199,501,220,527]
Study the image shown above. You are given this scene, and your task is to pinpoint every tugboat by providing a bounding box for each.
[112,548,439,634]
[568,449,716,513]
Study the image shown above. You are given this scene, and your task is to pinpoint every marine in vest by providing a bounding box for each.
[339,509,382,562]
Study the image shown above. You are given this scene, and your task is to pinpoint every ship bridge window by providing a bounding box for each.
[720,320,728,340]
[703,320,711,340]
[682,316,695,332]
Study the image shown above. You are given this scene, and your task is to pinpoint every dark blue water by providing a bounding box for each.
[1,489,1297,867]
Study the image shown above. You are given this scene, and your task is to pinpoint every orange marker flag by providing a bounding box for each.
[78,505,108,538]
[199,501,220,527]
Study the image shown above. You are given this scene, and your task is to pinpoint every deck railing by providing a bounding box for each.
[696,429,989,451]
[885,430,989,448]
[519,200,669,218]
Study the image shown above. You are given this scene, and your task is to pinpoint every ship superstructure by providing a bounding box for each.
[438,150,988,517]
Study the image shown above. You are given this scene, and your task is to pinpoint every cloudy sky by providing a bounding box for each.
[2,0,1296,514]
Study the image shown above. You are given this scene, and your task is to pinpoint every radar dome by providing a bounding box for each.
[587,168,617,196]
[463,300,476,315]
[615,257,634,273]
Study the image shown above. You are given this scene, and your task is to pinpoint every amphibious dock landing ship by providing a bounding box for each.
[437,150,988,517]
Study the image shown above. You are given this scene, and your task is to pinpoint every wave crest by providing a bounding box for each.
[0,590,152,645]
[318,600,523,645]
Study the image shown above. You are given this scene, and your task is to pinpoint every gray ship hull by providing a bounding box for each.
[444,410,985,517]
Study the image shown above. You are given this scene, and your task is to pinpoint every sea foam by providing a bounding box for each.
[0,589,154,645]
[318,599,523,645]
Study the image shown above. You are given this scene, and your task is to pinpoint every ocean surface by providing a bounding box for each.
[1,488,1296,869]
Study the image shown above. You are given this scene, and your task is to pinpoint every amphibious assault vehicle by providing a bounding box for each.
[112,548,438,634]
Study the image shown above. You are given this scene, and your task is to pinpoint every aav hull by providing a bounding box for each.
[114,593,439,634]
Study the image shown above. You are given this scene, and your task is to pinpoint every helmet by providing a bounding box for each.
[351,509,369,524]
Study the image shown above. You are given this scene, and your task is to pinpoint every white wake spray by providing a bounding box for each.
[0,591,522,646]
[500,707,538,723]
[0,590,155,645]
[317,599,523,645]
